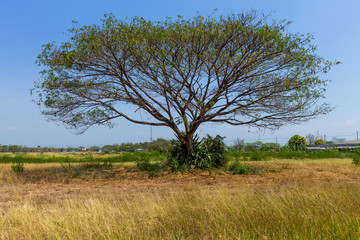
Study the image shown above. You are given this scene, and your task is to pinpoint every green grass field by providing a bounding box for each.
[1,150,358,164]
[0,151,165,164]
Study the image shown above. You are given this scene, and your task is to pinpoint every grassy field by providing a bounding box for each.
[1,158,360,239]
[0,151,165,164]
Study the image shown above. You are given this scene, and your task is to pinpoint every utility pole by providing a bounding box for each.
[150,125,153,142]
[276,137,278,145]
[357,131,358,140]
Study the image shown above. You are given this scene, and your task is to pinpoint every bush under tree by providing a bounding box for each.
[168,135,227,170]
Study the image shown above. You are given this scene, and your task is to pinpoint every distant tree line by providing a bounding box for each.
[103,138,172,153]
[0,138,172,153]
[0,145,61,153]
[0,145,91,153]
[230,138,280,152]
[305,133,345,145]
[0,133,350,154]
[230,132,348,152]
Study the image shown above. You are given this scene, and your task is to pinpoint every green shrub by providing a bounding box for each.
[353,148,360,155]
[228,160,258,175]
[136,158,163,177]
[352,155,360,165]
[82,162,113,169]
[249,152,266,161]
[168,135,212,171]
[168,134,228,171]
[203,135,228,167]
[11,163,24,173]
[136,159,163,172]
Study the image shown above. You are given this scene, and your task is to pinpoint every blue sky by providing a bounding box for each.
[0,0,359,147]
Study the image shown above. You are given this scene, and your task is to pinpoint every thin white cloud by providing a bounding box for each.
[345,120,357,126]
[6,126,18,131]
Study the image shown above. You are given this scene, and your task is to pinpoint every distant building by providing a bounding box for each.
[307,139,360,151]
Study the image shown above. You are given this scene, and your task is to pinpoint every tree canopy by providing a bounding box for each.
[314,139,325,145]
[288,134,307,150]
[34,11,339,158]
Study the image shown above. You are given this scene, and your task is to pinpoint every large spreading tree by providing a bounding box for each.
[34,11,338,158]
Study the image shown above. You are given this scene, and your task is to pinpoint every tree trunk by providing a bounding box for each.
[184,134,194,160]
[177,133,194,161]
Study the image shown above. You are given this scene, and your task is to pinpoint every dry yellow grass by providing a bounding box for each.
[1,159,360,239]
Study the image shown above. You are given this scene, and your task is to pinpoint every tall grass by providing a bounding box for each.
[1,183,360,239]
[1,159,360,239]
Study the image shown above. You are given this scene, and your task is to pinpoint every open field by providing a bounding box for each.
[1,159,360,239]
[0,152,165,164]
[1,150,358,164]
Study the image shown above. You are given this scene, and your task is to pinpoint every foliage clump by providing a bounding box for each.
[136,158,163,177]
[352,149,360,165]
[314,139,325,145]
[168,135,227,171]
[352,155,360,165]
[288,135,308,151]
[203,135,228,167]
[228,160,259,175]
[11,163,24,173]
